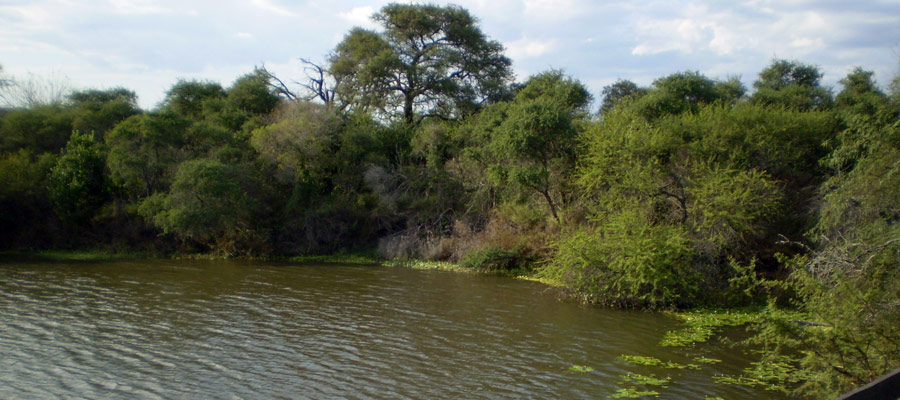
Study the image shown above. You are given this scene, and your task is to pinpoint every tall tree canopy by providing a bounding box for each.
[751,59,833,110]
[329,3,513,125]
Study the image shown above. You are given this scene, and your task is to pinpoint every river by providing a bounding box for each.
[0,258,784,399]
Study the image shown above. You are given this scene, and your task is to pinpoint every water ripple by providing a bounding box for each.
[0,260,783,399]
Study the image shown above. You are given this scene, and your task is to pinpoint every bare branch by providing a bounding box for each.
[258,64,300,103]
[0,70,73,109]
[299,58,337,105]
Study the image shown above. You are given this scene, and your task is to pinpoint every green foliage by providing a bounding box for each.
[751,59,833,111]
[483,70,590,221]
[629,71,744,120]
[555,101,837,307]
[0,149,55,245]
[711,351,814,393]
[0,149,53,201]
[544,211,697,308]
[48,132,109,225]
[226,68,279,116]
[742,87,900,397]
[105,111,188,197]
[458,245,532,272]
[68,88,140,137]
[250,101,341,184]
[600,79,646,115]
[162,79,226,119]
[138,159,266,255]
[835,68,890,116]
[687,168,782,255]
[0,105,75,153]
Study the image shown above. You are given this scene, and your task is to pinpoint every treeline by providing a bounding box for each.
[2,4,899,396]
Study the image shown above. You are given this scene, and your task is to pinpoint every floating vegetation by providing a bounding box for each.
[610,387,660,399]
[659,326,715,347]
[712,354,811,393]
[568,365,594,373]
[617,355,699,370]
[618,373,670,387]
[692,356,722,364]
[660,309,759,347]
[382,259,468,271]
[705,397,725,400]
[618,355,664,366]
[712,374,764,387]
[290,254,381,265]
[517,274,564,287]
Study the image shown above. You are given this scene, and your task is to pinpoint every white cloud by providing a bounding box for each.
[631,18,716,55]
[791,37,825,50]
[628,2,844,59]
[0,4,58,31]
[523,0,580,19]
[106,0,175,15]
[338,6,378,28]
[507,36,557,59]
[249,0,297,17]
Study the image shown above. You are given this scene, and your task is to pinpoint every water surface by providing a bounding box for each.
[0,259,780,398]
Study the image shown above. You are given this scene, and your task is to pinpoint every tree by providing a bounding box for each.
[226,69,280,115]
[68,88,140,137]
[207,69,282,132]
[748,100,900,399]
[554,101,837,307]
[138,158,266,255]
[599,79,646,115]
[329,3,513,125]
[0,105,75,154]
[485,71,590,222]
[48,132,109,225]
[834,67,892,118]
[105,111,188,198]
[630,71,745,119]
[751,59,832,110]
[250,101,341,185]
[0,149,55,245]
[825,68,898,174]
[162,79,226,119]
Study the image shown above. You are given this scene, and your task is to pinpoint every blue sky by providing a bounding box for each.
[2,0,899,110]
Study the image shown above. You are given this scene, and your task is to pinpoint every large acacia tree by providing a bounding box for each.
[329,3,513,125]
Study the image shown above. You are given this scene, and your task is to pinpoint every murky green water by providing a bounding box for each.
[0,259,783,398]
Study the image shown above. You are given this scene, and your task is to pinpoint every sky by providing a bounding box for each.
[2,0,899,110]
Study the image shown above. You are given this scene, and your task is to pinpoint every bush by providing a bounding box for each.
[458,245,533,273]
[542,210,698,308]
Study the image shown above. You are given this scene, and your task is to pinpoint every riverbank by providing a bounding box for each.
[0,249,161,262]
